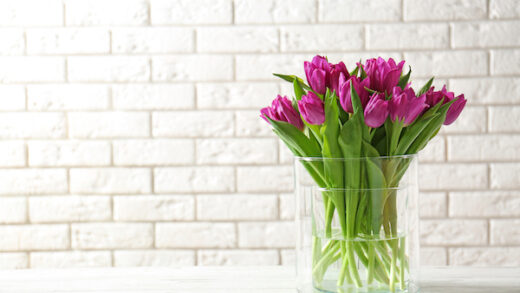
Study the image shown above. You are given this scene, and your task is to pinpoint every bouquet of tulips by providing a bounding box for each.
[260,56,466,291]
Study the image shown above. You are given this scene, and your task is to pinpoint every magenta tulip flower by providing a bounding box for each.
[444,94,467,125]
[423,85,455,107]
[260,95,304,130]
[364,93,389,128]
[298,92,325,125]
[329,61,349,95]
[304,56,331,95]
[389,87,428,126]
[338,76,370,113]
[363,57,405,94]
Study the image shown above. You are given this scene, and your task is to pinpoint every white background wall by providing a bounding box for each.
[0,0,518,268]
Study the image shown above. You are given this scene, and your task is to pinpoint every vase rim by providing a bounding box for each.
[294,154,417,161]
[315,186,407,192]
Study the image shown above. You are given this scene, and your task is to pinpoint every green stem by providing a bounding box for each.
[367,241,375,284]
[389,240,398,292]
[399,237,406,290]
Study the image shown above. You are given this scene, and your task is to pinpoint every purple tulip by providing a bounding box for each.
[329,61,349,95]
[338,76,370,113]
[298,92,325,125]
[389,87,428,126]
[444,94,467,125]
[423,85,455,107]
[304,56,331,95]
[364,93,389,128]
[363,57,405,94]
[260,95,304,130]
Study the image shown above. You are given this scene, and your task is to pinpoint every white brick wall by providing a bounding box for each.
[0,0,517,269]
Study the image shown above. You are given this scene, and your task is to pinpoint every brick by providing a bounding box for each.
[238,222,295,248]
[0,0,62,26]
[29,196,111,223]
[490,0,520,19]
[0,29,24,55]
[236,54,309,81]
[70,168,151,194]
[0,57,64,82]
[490,163,520,189]
[114,250,195,267]
[152,111,233,138]
[492,49,520,75]
[419,163,487,190]
[27,28,110,54]
[0,198,26,224]
[237,166,293,192]
[279,193,295,220]
[279,143,295,164]
[450,191,520,217]
[68,112,149,138]
[449,247,520,266]
[156,223,236,248]
[453,21,520,48]
[197,194,278,221]
[30,251,111,268]
[151,0,231,24]
[0,141,25,167]
[448,135,520,161]
[113,139,194,166]
[420,220,487,246]
[420,248,447,266]
[113,84,194,110]
[236,111,275,137]
[113,195,194,221]
[418,136,445,163]
[112,27,193,53]
[490,220,520,245]
[0,169,67,195]
[449,78,520,105]
[367,24,449,49]
[281,25,363,52]
[280,249,295,265]
[404,0,487,21]
[68,57,150,82]
[441,106,486,134]
[0,225,69,251]
[198,27,278,53]
[0,86,25,110]
[152,55,232,81]
[198,250,279,265]
[154,167,235,193]
[28,84,109,110]
[29,140,111,166]
[0,253,28,269]
[235,0,316,24]
[197,83,278,110]
[490,106,520,132]
[72,223,153,249]
[65,0,148,25]
[420,192,447,218]
[404,51,487,77]
[319,0,400,22]
[0,113,65,139]
[196,139,277,164]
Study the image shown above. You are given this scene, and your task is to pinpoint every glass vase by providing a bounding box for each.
[295,156,419,293]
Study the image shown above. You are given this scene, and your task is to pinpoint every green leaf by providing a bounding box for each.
[417,77,434,96]
[273,73,312,91]
[293,78,305,100]
[350,61,361,77]
[267,118,321,158]
[394,114,438,155]
[350,79,363,114]
[362,140,387,234]
[398,66,411,89]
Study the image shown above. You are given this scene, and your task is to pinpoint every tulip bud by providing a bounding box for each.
[338,76,370,113]
[389,87,428,126]
[298,92,325,125]
[260,95,304,130]
[304,56,331,95]
[363,57,405,94]
[444,94,467,125]
[329,61,349,95]
[364,93,389,128]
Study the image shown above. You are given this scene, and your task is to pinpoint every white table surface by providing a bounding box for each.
[0,266,518,293]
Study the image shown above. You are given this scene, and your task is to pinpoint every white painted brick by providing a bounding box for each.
[450,191,520,217]
[114,250,195,267]
[0,0,62,26]
[238,222,295,248]
[72,223,153,249]
[448,135,520,161]
[197,83,277,110]
[420,220,487,246]
[0,113,65,139]
[319,0,401,22]
[65,0,148,26]
[279,193,295,220]
[0,141,25,167]
[28,84,109,111]
[0,86,25,111]
[156,223,236,248]
[112,28,193,53]
[198,250,279,266]
[420,247,447,266]
[235,0,316,24]
[27,28,109,55]
[197,194,278,221]
[29,140,111,167]
[492,49,520,75]
[68,112,149,138]
[0,29,24,55]
[419,163,488,190]
[281,25,363,52]
[113,139,194,166]
[280,249,295,266]
[279,142,295,164]
[30,251,111,268]
[0,57,64,83]
[237,166,293,192]
[404,0,487,21]
[0,169,67,195]
[420,192,447,218]
[29,196,111,223]
[490,163,520,189]
[236,111,274,137]
[418,136,445,163]
[0,225,69,251]
[490,0,520,19]
[449,247,520,266]
[152,55,232,82]
[152,111,234,138]
[68,57,150,82]
[236,54,309,81]
[151,0,231,24]
[154,167,235,193]
[453,21,520,48]
[404,51,487,77]
[70,168,151,194]
[0,253,28,269]
[489,106,520,132]
[0,197,26,224]
[196,139,277,164]
[449,78,520,105]
[441,106,487,134]
[113,84,194,110]
[490,219,520,245]
[198,27,278,53]
[367,24,449,49]
[113,195,194,221]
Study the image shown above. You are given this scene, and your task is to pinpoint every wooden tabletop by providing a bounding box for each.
[0,266,518,293]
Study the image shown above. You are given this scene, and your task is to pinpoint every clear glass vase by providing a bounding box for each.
[295,156,419,293]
